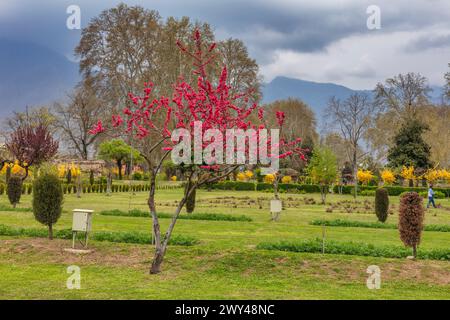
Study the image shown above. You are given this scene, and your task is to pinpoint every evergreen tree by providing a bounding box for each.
[387,119,432,169]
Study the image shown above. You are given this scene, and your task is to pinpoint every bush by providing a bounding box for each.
[0,184,5,195]
[257,238,450,260]
[360,190,376,196]
[309,219,450,232]
[7,176,23,208]
[33,173,63,239]
[99,209,252,222]
[375,188,389,223]
[0,224,198,246]
[418,191,445,199]
[132,172,143,180]
[399,192,424,258]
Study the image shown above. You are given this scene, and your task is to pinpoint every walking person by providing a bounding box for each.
[427,184,437,209]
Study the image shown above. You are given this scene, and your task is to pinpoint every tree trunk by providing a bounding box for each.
[117,160,123,180]
[106,170,112,196]
[353,148,358,199]
[48,224,53,240]
[150,185,189,274]
[76,174,82,198]
[413,245,417,259]
[320,185,327,204]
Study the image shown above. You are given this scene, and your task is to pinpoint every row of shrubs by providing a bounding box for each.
[310,219,450,232]
[0,224,198,246]
[0,183,182,195]
[206,181,450,196]
[207,181,321,193]
[100,209,253,222]
[257,238,450,260]
[334,185,450,197]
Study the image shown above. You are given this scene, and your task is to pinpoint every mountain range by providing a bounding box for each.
[0,40,445,121]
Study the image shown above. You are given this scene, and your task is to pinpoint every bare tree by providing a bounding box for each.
[53,81,105,160]
[325,93,379,198]
[445,63,450,100]
[374,72,431,120]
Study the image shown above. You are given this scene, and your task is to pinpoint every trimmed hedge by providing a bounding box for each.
[310,219,450,232]
[0,224,198,246]
[100,209,252,222]
[207,181,322,193]
[333,185,450,197]
[0,182,182,195]
[257,238,450,260]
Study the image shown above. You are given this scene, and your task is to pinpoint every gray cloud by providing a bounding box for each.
[404,33,450,52]
[0,0,449,88]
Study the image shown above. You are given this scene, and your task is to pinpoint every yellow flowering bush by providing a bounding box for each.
[170,175,177,182]
[357,169,375,185]
[381,169,395,185]
[244,170,254,180]
[236,172,247,181]
[281,175,292,184]
[264,173,275,184]
[57,164,66,178]
[401,166,415,181]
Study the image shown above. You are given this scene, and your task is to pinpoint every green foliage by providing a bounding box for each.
[7,176,23,208]
[375,188,389,222]
[99,209,252,222]
[257,238,450,260]
[98,139,142,179]
[208,181,321,193]
[387,119,432,169]
[418,191,445,199]
[333,185,450,197]
[0,224,198,246]
[309,219,450,232]
[132,171,143,180]
[360,190,376,196]
[32,173,63,239]
[307,146,338,185]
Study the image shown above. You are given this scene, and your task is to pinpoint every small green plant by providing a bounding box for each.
[399,192,424,259]
[375,188,389,222]
[7,176,23,208]
[32,173,63,239]
[257,238,450,260]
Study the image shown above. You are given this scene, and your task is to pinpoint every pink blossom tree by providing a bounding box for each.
[91,30,305,274]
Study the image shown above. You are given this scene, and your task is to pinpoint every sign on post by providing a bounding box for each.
[71,209,94,249]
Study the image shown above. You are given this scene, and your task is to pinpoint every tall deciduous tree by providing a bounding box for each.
[265,98,317,171]
[445,63,450,100]
[325,93,378,198]
[374,72,431,121]
[53,80,106,160]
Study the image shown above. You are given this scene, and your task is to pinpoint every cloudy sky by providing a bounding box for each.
[1,0,449,89]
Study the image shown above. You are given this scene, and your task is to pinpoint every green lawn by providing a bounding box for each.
[0,189,449,299]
